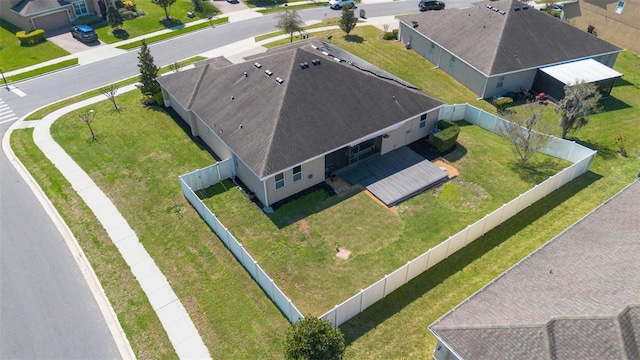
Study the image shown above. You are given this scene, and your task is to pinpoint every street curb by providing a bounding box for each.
[2,117,136,360]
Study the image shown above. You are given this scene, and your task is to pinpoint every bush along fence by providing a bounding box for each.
[319,103,596,327]
[178,158,303,323]
[179,104,595,327]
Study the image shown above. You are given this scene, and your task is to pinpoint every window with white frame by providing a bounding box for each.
[419,113,427,128]
[497,75,505,88]
[275,173,285,190]
[448,55,456,71]
[292,165,302,183]
[429,43,435,56]
[72,0,88,16]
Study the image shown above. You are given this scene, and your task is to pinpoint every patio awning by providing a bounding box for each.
[539,58,622,85]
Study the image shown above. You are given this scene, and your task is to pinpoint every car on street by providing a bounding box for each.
[419,0,445,10]
[329,0,356,9]
[71,25,98,43]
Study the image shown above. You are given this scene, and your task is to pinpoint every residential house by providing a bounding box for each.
[0,0,107,32]
[158,39,445,209]
[430,180,640,359]
[564,0,640,54]
[398,0,623,101]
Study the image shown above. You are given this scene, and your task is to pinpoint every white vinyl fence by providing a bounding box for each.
[179,159,303,323]
[319,104,597,326]
[179,104,596,327]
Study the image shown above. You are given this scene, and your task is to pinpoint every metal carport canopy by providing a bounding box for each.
[539,58,622,85]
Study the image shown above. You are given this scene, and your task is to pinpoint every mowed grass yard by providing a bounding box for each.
[12,24,640,358]
[0,19,70,72]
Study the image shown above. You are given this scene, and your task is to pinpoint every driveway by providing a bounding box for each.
[213,0,251,13]
[47,27,105,54]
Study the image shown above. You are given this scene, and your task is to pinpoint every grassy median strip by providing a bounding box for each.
[5,59,78,84]
[116,18,228,50]
[10,129,177,360]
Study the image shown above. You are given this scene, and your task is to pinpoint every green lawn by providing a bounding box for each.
[0,19,70,72]
[94,0,217,44]
[13,24,640,358]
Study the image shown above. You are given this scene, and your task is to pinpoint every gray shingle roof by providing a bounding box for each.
[430,180,640,359]
[158,39,443,179]
[399,0,621,75]
[11,0,70,16]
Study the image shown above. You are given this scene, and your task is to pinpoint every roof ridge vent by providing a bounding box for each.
[499,10,505,14]
[311,44,318,49]
[265,69,273,76]
[254,62,262,68]
[486,5,492,9]
[493,8,499,12]
[275,77,284,84]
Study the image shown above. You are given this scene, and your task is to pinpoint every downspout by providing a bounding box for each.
[478,77,489,100]
[262,179,272,213]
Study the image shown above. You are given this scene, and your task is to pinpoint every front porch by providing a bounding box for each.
[335,146,449,206]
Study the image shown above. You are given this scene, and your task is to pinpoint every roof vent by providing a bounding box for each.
[299,62,307,69]
[522,5,528,9]
[311,59,321,65]
[334,57,340,62]
[311,44,318,49]
[275,77,284,84]
[243,71,248,77]
[493,8,499,12]
[239,124,243,129]
[486,5,492,9]
[265,69,273,76]
[499,10,505,14]
[231,96,234,100]
[254,62,262,68]
[303,61,309,67]
[514,6,520,11]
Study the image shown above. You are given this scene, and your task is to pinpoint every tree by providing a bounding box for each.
[79,109,98,142]
[499,104,551,167]
[106,5,124,30]
[339,6,357,36]
[284,317,345,360]
[555,81,602,139]
[275,8,304,43]
[100,84,120,111]
[137,39,160,96]
[152,0,176,20]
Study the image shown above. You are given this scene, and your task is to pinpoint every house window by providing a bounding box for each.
[292,165,302,183]
[429,43,435,56]
[497,75,505,89]
[206,127,212,137]
[448,55,456,71]
[275,173,285,190]
[419,113,427,128]
[72,0,88,16]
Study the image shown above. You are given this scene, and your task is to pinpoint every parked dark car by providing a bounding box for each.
[71,25,98,43]
[419,0,445,10]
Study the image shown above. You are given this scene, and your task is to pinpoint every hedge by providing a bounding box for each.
[433,119,460,153]
[72,14,103,26]
[16,29,46,45]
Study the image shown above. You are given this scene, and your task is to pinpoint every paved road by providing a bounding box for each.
[0,1,474,357]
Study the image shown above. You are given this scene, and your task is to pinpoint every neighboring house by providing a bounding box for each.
[158,39,445,209]
[429,179,640,360]
[564,0,640,54]
[398,0,623,101]
[0,0,107,32]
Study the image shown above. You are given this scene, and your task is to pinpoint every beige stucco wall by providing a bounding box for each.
[485,69,538,98]
[32,9,71,31]
[564,0,640,53]
[0,1,31,30]
[263,157,325,207]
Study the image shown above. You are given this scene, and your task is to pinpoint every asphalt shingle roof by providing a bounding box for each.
[399,0,621,75]
[11,0,70,16]
[158,39,443,179]
[430,180,640,359]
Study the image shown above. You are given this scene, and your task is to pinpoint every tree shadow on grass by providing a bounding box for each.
[344,34,363,43]
[509,158,566,184]
[340,170,602,344]
[160,18,184,29]
[568,137,618,160]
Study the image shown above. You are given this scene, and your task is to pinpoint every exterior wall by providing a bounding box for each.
[565,0,640,54]
[234,156,264,201]
[195,118,233,160]
[380,109,439,153]
[0,1,30,30]
[400,23,488,97]
[263,157,325,206]
[592,51,619,68]
[485,69,538,98]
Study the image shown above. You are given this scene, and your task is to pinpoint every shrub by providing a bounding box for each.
[121,10,138,20]
[122,0,137,11]
[153,92,164,106]
[433,120,460,153]
[16,29,46,45]
[392,29,398,38]
[382,31,395,40]
[71,14,103,25]
[140,95,156,105]
[493,96,513,113]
